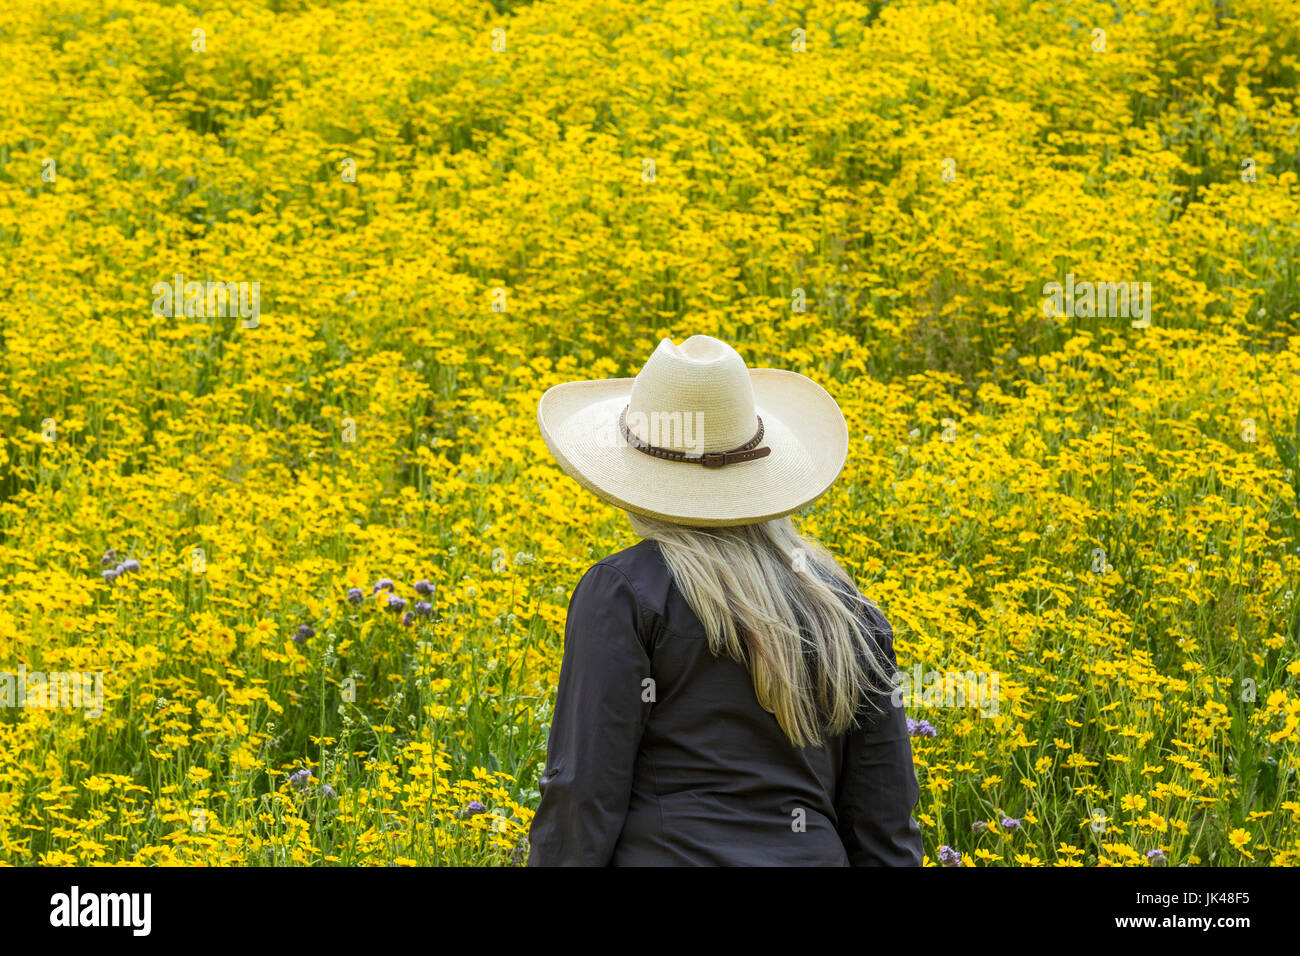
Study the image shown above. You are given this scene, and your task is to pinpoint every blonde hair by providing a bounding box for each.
[626,512,896,748]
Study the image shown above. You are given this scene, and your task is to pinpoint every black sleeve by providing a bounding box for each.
[527,562,654,866]
[834,603,925,866]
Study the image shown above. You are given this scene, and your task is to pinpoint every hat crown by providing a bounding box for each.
[626,336,758,453]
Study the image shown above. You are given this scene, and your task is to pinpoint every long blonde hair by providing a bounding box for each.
[626,512,896,748]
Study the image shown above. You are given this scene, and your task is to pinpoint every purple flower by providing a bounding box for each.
[508,839,528,865]
[1000,816,1021,832]
[972,820,988,834]
[386,595,407,614]
[401,611,413,627]
[294,624,315,643]
[938,845,962,867]
[461,800,487,819]
[414,600,433,617]
[102,568,120,583]
[321,784,337,799]
[113,558,141,576]
[907,717,937,738]
[1146,848,1166,866]
[345,587,364,605]
[288,768,312,790]
[414,580,435,596]
[100,549,118,568]
[372,578,395,594]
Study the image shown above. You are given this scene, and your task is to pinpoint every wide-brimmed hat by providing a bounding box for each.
[537,335,849,527]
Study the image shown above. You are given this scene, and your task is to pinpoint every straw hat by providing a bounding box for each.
[537,335,849,527]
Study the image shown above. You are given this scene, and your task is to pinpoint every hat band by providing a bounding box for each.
[619,406,771,468]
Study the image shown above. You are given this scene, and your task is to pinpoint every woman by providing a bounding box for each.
[528,334,923,866]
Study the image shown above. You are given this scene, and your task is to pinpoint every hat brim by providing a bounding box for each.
[537,369,849,527]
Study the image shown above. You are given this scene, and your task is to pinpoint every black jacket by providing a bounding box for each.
[527,538,925,866]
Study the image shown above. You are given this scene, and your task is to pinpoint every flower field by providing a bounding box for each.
[1,0,1298,866]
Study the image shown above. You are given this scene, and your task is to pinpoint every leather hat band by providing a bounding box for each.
[619,406,771,468]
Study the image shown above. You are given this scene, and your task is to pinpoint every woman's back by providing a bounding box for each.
[527,539,923,866]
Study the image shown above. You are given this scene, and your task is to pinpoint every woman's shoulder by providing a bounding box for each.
[592,536,662,570]
[590,535,670,587]
[580,539,662,591]
[570,539,670,617]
